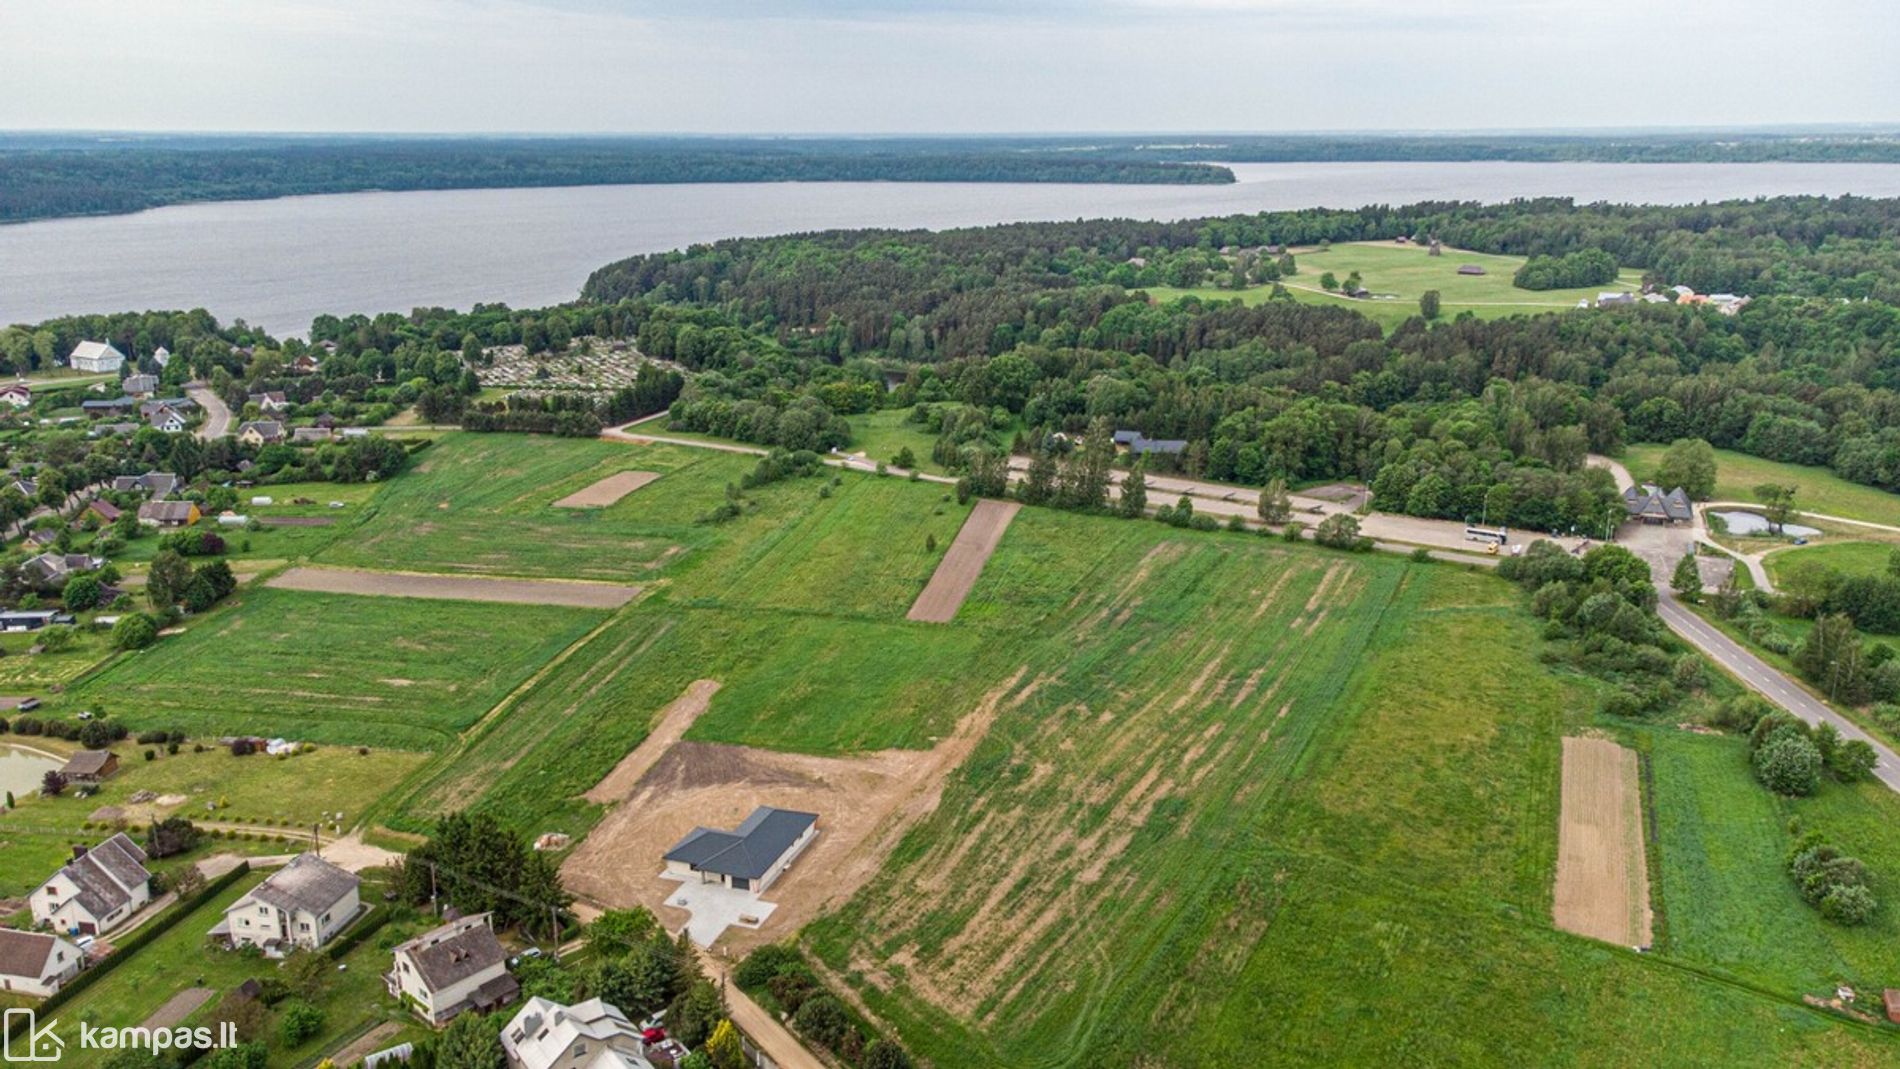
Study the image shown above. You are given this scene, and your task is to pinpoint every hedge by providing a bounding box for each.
[6,862,254,1035]
[323,904,389,961]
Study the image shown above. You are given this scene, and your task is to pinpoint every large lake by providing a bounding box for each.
[7,161,1900,337]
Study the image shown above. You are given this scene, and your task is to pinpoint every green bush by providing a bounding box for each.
[1754,734,1823,796]
[278,1000,324,1045]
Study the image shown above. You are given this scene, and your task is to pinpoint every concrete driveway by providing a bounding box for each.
[661,873,778,947]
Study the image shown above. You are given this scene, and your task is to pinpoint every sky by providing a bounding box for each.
[3,0,1897,135]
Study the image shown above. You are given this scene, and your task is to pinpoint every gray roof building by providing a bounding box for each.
[665,806,818,891]
[1622,484,1693,524]
[250,853,360,916]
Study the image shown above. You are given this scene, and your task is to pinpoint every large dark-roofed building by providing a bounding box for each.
[663,806,818,894]
[1622,484,1693,525]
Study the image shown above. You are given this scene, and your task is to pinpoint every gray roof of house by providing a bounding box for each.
[0,929,62,979]
[61,750,116,777]
[1622,484,1693,521]
[397,914,509,993]
[248,853,359,915]
[240,420,284,438]
[51,833,150,919]
[139,500,196,521]
[664,806,817,881]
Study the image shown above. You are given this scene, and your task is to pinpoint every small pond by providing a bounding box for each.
[1711,510,1823,538]
[0,743,61,796]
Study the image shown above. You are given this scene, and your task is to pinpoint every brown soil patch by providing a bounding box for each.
[562,668,1027,953]
[554,470,661,508]
[260,515,335,527]
[267,566,639,609]
[1553,736,1653,947]
[584,680,722,803]
[141,986,215,1029]
[907,499,1021,623]
[327,1022,403,1068]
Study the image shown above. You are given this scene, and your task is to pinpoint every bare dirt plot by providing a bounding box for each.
[268,566,639,609]
[140,986,215,1029]
[1553,735,1653,947]
[326,1022,403,1069]
[563,669,1028,952]
[554,470,661,508]
[907,499,1021,623]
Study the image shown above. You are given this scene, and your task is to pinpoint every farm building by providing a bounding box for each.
[1622,484,1693,525]
[31,834,154,936]
[60,749,120,784]
[0,929,84,997]
[0,610,75,632]
[212,853,362,956]
[1457,264,1486,276]
[81,397,136,417]
[1597,292,1636,308]
[663,806,818,894]
[68,340,126,374]
[387,912,518,1026]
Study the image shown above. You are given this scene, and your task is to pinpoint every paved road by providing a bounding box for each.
[187,382,232,439]
[1657,593,1900,793]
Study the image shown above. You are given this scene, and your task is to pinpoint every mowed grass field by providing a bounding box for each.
[1765,539,1898,585]
[1145,240,1643,329]
[70,586,604,748]
[1624,442,1900,527]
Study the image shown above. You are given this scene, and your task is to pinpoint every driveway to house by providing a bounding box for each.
[702,951,828,1069]
[662,874,778,947]
[1657,592,1900,794]
[187,382,232,439]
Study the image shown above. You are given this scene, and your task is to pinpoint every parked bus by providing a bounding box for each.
[1465,525,1508,546]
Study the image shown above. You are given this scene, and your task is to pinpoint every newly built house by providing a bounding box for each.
[663,806,818,894]
[212,853,361,955]
[31,834,154,936]
[386,912,518,1025]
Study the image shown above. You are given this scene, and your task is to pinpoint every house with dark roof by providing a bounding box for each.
[112,471,180,496]
[663,806,818,894]
[60,750,119,784]
[387,912,518,1026]
[23,552,103,587]
[1111,430,1188,457]
[0,928,83,997]
[0,609,75,632]
[1622,484,1693,525]
[123,374,159,397]
[212,853,362,955]
[0,383,31,408]
[238,420,285,446]
[85,499,123,525]
[31,834,154,936]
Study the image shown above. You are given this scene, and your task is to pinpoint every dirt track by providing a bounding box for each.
[1553,736,1653,947]
[141,987,215,1029]
[584,680,722,803]
[554,470,661,508]
[907,499,1020,623]
[563,669,1026,952]
[267,566,640,608]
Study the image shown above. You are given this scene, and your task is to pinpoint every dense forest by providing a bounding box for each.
[0,136,1230,224]
[6,130,1900,223]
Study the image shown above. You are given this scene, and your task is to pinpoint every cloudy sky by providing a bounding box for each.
[3,0,1896,134]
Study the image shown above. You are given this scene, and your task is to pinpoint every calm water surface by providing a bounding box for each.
[6,161,1900,337]
[0,743,60,796]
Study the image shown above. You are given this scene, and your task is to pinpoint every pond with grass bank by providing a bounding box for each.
[1710,510,1824,538]
[0,743,60,797]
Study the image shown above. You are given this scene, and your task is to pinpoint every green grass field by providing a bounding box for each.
[1766,540,1899,585]
[1624,443,1900,527]
[67,587,604,748]
[1145,240,1644,330]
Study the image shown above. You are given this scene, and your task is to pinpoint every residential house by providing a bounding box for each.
[0,610,74,632]
[60,750,120,784]
[501,997,655,1069]
[31,834,154,936]
[290,353,321,375]
[387,912,519,1026]
[313,412,337,430]
[0,383,31,408]
[84,499,122,525]
[122,373,159,397]
[247,391,290,413]
[21,529,57,551]
[10,476,36,498]
[113,471,180,496]
[1622,484,1694,525]
[1596,291,1636,308]
[152,345,171,368]
[238,420,285,447]
[22,551,104,587]
[68,341,126,375]
[213,853,362,956]
[663,806,818,894]
[138,501,200,528]
[146,406,188,433]
[0,929,84,997]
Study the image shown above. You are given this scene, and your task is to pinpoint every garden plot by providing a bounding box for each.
[268,566,640,608]
[1553,735,1653,947]
[554,470,661,508]
[907,499,1020,622]
[478,339,676,390]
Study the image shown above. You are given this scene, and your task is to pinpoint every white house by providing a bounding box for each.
[662,806,817,894]
[152,345,172,368]
[387,912,519,1026]
[31,834,154,936]
[501,997,655,1069]
[147,406,188,433]
[68,341,127,374]
[0,929,83,997]
[0,383,31,408]
[212,853,361,956]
